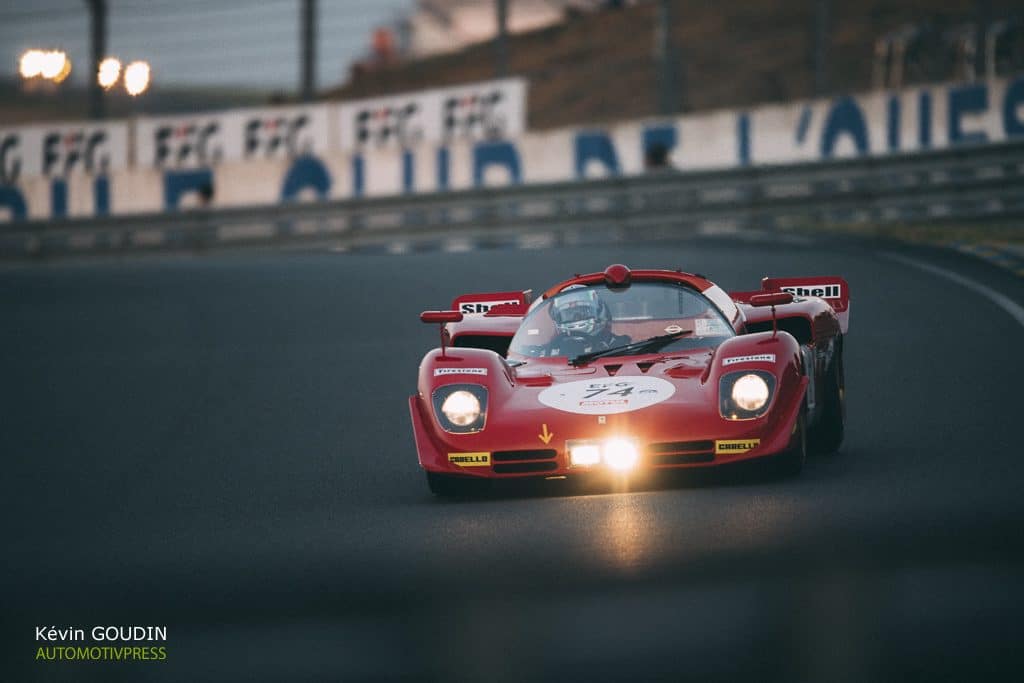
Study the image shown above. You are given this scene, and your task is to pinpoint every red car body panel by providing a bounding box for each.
[411,268,847,480]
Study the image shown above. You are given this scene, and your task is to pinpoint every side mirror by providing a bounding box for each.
[420,310,464,324]
[421,310,463,357]
[749,292,793,307]
[749,292,792,337]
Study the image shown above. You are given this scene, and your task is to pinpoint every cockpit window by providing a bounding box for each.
[508,282,735,359]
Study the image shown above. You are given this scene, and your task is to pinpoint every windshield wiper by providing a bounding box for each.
[570,330,692,366]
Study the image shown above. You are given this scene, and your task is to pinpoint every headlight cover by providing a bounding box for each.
[720,370,776,420]
[432,383,488,433]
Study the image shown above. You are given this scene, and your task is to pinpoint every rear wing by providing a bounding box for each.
[732,277,850,334]
[451,290,532,317]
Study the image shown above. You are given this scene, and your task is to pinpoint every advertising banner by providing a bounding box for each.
[337,77,527,151]
[135,104,332,169]
[2,73,1023,224]
[0,122,129,183]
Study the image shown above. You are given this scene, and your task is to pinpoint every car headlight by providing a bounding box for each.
[567,441,602,467]
[442,390,480,426]
[732,373,770,411]
[603,439,639,471]
[567,438,639,471]
[432,384,488,433]
[720,370,776,419]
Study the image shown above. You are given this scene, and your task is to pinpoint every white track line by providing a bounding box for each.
[883,252,1024,328]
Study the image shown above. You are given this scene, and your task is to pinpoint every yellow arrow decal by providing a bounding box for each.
[538,423,554,444]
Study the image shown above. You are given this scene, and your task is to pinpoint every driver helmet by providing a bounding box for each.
[550,287,610,338]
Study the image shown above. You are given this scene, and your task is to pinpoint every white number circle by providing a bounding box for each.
[537,377,676,415]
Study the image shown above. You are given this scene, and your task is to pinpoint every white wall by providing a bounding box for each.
[1,74,1021,222]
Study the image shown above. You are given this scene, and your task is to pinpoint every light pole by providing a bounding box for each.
[655,0,678,115]
[301,0,316,101]
[85,0,107,119]
[495,0,509,78]
[813,0,831,96]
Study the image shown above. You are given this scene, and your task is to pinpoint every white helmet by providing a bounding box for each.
[549,288,610,338]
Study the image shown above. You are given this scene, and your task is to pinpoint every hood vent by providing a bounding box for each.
[604,364,622,376]
[666,363,704,379]
[637,361,655,373]
[516,373,553,387]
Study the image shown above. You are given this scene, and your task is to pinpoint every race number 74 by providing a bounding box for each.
[583,382,634,399]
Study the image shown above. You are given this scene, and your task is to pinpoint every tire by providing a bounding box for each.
[773,411,807,477]
[425,471,490,498]
[809,344,845,455]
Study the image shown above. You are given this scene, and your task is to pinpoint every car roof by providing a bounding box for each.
[541,268,714,300]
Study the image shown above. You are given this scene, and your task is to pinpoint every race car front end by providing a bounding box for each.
[410,331,809,492]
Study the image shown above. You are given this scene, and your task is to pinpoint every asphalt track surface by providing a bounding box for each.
[3,236,1024,682]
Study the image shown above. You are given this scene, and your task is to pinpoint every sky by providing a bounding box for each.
[0,0,414,93]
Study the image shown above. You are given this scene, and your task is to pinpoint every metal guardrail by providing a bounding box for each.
[2,139,1023,260]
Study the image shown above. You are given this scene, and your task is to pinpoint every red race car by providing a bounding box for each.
[410,265,849,496]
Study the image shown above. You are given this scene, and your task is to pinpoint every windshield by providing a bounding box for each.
[508,282,735,360]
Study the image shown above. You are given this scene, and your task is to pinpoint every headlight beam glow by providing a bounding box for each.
[124,60,151,96]
[440,390,481,427]
[568,442,601,467]
[20,49,70,82]
[98,57,121,89]
[19,50,44,78]
[604,439,640,472]
[731,373,770,412]
[568,438,640,471]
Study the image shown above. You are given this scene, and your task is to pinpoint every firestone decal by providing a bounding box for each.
[723,354,776,366]
[537,377,676,415]
[434,367,487,376]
